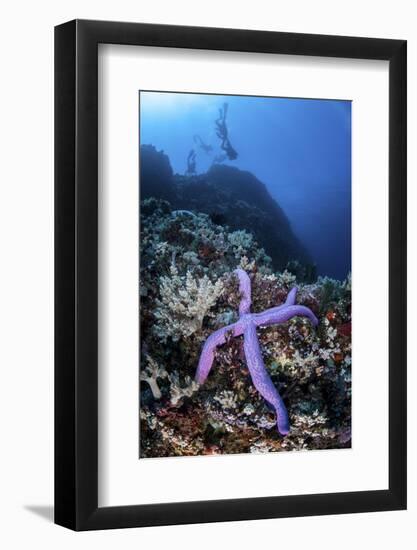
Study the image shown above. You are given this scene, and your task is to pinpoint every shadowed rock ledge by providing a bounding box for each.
[140,144,313,273]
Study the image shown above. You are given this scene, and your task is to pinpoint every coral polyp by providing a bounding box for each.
[196,269,319,435]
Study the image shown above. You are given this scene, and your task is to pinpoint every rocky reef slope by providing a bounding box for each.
[139,199,351,457]
[140,145,313,275]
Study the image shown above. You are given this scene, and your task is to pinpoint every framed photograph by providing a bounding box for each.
[55,20,406,530]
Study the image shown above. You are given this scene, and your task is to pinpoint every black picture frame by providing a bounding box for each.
[55,19,407,531]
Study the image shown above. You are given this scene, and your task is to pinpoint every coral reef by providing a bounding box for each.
[140,355,168,399]
[154,265,224,341]
[196,269,318,435]
[139,199,351,458]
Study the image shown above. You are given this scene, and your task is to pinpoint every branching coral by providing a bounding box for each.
[169,372,200,406]
[140,356,168,399]
[227,230,255,259]
[196,268,319,435]
[140,200,272,284]
[154,265,224,341]
[213,390,238,409]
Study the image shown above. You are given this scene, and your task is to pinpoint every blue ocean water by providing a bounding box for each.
[140,91,351,280]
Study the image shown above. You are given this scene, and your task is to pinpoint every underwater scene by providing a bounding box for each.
[139,91,352,458]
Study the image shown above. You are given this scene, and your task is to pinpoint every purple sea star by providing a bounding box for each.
[195,269,319,435]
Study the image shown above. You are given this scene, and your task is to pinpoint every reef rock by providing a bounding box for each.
[140,145,313,274]
[140,144,176,202]
[139,199,352,457]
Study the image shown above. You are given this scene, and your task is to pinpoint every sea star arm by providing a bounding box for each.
[195,322,238,384]
[235,268,252,315]
[243,321,290,435]
[285,287,298,306]
[253,304,319,329]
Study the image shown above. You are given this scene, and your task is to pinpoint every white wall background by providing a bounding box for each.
[0,1,415,548]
